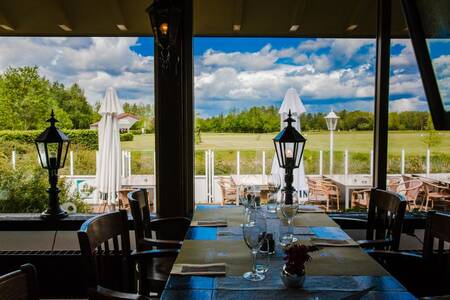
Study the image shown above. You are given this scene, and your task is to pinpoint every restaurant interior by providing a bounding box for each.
[0,0,449,299]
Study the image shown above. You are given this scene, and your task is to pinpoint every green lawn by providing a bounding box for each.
[122,131,450,155]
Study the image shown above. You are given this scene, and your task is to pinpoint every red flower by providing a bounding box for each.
[283,243,316,275]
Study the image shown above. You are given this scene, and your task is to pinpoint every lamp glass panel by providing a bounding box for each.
[61,141,70,168]
[47,142,60,169]
[37,142,47,168]
[274,141,285,168]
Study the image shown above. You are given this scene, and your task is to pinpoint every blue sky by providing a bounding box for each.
[0,36,447,117]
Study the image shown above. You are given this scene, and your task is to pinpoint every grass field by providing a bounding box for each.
[122,131,450,155]
[119,131,449,175]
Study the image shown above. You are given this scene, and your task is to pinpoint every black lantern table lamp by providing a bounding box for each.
[273,110,307,205]
[35,111,70,220]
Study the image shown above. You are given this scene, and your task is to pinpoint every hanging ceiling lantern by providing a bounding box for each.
[147,0,181,70]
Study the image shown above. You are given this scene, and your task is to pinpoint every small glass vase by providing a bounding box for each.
[281,265,305,288]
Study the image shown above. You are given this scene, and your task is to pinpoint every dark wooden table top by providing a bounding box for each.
[161,206,416,300]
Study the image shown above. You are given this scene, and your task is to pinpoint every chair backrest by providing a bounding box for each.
[367,188,407,251]
[423,210,450,262]
[423,211,450,295]
[0,264,39,300]
[77,210,134,294]
[403,179,422,200]
[129,189,152,251]
[129,189,190,247]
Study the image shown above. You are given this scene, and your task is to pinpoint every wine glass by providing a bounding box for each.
[242,207,267,281]
[240,185,257,210]
[280,191,299,245]
[267,173,282,214]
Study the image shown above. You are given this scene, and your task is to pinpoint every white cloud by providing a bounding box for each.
[389,97,428,112]
[0,37,154,106]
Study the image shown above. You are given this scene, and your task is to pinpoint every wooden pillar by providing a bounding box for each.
[372,0,391,190]
[150,0,193,217]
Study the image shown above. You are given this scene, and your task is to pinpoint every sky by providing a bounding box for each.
[0,36,447,117]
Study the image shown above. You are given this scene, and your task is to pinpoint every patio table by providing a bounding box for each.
[324,175,373,209]
[161,206,415,300]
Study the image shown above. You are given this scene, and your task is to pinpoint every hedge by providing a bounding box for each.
[120,132,134,141]
[0,130,98,149]
[129,129,154,135]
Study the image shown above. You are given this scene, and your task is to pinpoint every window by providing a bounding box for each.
[0,37,155,213]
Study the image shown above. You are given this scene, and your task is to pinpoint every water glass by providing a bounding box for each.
[280,191,299,244]
[243,207,267,281]
[267,174,282,214]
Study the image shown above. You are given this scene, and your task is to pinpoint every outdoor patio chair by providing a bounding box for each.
[0,264,39,300]
[128,189,190,296]
[351,188,371,208]
[367,211,450,297]
[307,178,340,211]
[78,210,178,299]
[421,180,450,211]
[390,179,423,210]
[335,188,407,251]
[218,177,237,205]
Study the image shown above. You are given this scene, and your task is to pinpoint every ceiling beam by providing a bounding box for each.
[113,0,128,31]
[0,9,14,31]
[57,0,72,32]
[233,0,243,32]
[289,0,307,32]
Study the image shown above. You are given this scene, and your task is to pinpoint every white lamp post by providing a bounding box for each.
[324,110,339,175]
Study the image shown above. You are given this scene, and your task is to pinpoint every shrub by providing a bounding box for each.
[0,129,98,149]
[0,160,91,213]
[120,132,134,142]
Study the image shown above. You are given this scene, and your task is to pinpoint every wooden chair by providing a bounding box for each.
[390,179,423,210]
[0,264,39,300]
[368,211,450,297]
[421,180,450,211]
[307,178,340,211]
[351,188,371,208]
[218,177,237,205]
[335,188,407,251]
[78,210,178,300]
[128,189,190,296]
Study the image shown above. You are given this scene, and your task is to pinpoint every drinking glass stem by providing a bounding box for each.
[288,218,293,237]
[252,249,257,275]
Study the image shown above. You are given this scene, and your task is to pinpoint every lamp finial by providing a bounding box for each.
[284,109,295,127]
[47,110,58,126]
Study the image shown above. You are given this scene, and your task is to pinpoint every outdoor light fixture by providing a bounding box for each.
[324,110,339,175]
[273,110,307,204]
[35,111,70,220]
[147,0,181,70]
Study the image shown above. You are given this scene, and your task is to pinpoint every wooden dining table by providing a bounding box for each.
[161,206,415,299]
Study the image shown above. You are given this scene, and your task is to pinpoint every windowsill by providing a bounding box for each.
[0,211,429,231]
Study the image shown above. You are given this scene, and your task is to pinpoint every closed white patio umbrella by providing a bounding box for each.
[271,88,309,201]
[96,87,124,205]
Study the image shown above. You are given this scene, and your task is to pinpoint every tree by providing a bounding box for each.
[422,115,442,150]
[51,83,95,129]
[0,66,98,130]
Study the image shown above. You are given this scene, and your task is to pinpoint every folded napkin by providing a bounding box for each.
[311,238,359,247]
[171,263,227,276]
[298,205,325,213]
[293,226,314,235]
[217,228,242,236]
[191,220,228,227]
